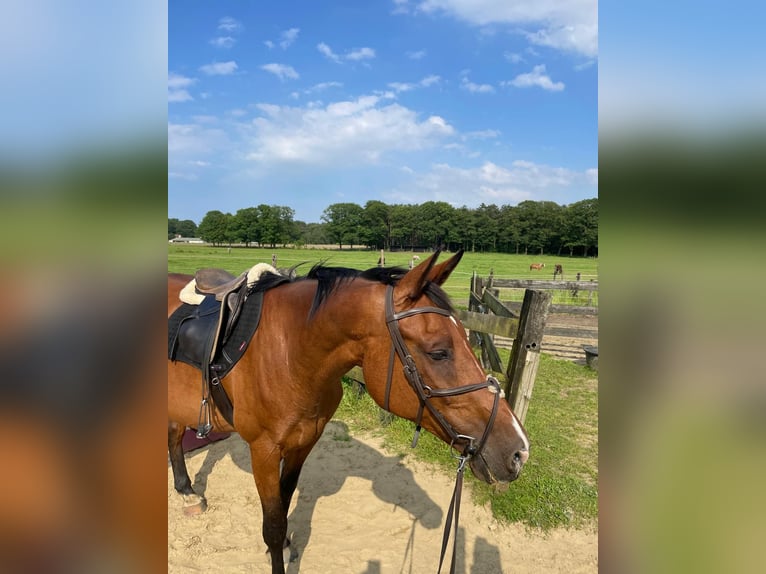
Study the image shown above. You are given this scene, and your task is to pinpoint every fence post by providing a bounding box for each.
[468,271,484,347]
[505,289,552,425]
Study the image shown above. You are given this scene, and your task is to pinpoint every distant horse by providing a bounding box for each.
[530,263,545,270]
[553,264,563,279]
[168,250,530,573]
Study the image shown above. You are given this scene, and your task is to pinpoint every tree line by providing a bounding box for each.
[169,198,598,256]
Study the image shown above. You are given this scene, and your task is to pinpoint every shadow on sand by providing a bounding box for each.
[173,421,504,573]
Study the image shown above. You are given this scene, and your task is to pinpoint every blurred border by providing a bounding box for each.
[600,3,766,572]
[0,1,167,572]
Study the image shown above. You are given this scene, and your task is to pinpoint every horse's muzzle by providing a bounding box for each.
[470,446,529,484]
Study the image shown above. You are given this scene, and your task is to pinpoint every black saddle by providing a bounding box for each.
[168,272,288,435]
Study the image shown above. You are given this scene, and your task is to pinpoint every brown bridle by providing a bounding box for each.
[382,284,501,574]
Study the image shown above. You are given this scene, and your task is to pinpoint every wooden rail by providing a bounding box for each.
[464,272,552,424]
[490,278,598,291]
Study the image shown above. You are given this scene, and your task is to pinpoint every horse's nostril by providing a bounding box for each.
[514,449,529,465]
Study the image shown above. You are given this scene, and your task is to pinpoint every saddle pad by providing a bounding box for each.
[168,290,265,380]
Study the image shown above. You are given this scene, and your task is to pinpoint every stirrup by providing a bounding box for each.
[196,398,212,438]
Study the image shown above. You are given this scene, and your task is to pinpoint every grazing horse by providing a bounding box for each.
[530,263,545,270]
[168,250,530,573]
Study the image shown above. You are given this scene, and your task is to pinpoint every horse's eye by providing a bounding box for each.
[427,350,451,361]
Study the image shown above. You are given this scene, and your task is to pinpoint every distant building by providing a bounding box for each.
[169,236,205,244]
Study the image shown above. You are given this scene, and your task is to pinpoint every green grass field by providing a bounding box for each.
[336,352,598,531]
[168,243,598,530]
[168,244,598,308]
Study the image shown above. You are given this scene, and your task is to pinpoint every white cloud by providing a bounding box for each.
[461,77,495,94]
[280,28,300,49]
[318,42,376,63]
[574,59,595,71]
[168,123,229,156]
[305,81,343,94]
[389,82,416,93]
[504,51,524,64]
[168,73,195,103]
[168,90,193,103]
[169,91,194,104]
[261,63,299,80]
[199,61,238,75]
[463,129,501,140]
[317,42,341,63]
[246,95,454,165]
[504,65,564,91]
[415,0,597,57]
[264,40,275,50]
[218,16,242,32]
[346,47,376,61]
[389,159,595,205]
[168,73,195,90]
[210,36,235,49]
[407,50,426,60]
[388,75,441,94]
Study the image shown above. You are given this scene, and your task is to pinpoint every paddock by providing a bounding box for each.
[168,423,597,573]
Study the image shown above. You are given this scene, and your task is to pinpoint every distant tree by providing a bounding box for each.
[498,205,522,253]
[416,201,457,249]
[176,219,198,238]
[277,206,298,246]
[232,207,260,246]
[360,200,392,249]
[197,210,232,246]
[257,205,281,248]
[452,207,477,252]
[390,204,417,249]
[254,204,296,247]
[563,198,598,256]
[321,203,364,249]
[515,201,549,254]
[299,222,331,245]
[474,203,501,252]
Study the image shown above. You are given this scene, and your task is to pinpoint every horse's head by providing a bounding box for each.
[362,250,529,484]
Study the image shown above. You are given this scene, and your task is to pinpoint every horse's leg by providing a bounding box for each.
[277,448,313,563]
[168,421,207,515]
[250,443,310,574]
[249,443,288,573]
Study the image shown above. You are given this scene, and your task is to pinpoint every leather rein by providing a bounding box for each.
[382,284,501,574]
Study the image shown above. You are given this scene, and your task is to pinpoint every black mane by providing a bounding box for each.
[251,263,454,318]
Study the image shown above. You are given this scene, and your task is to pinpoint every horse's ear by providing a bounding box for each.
[395,249,441,302]
[427,249,464,285]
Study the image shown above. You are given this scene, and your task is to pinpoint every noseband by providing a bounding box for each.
[383,284,502,573]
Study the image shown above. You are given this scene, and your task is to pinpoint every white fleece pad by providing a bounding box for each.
[179,263,281,305]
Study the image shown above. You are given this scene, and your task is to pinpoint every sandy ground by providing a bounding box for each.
[168,422,597,573]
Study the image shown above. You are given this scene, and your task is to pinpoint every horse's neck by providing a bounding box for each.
[289,280,381,378]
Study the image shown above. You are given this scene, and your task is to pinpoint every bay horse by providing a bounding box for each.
[168,250,530,573]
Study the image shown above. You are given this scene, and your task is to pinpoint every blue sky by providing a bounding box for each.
[169,0,597,224]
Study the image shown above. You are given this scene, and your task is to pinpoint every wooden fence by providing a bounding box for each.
[454,273,548,424]
[455,272,598,422]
